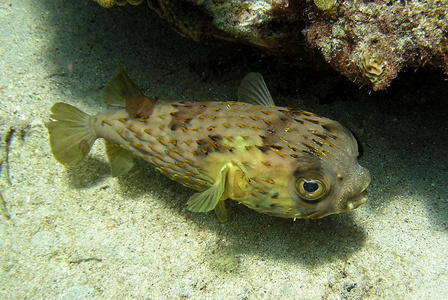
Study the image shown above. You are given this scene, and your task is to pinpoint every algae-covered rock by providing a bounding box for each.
[92,0,448,91]
[93,0,143,8]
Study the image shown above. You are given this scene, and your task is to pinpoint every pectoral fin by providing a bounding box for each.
[187,164,230,213]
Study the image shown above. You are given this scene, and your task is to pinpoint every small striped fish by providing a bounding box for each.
[47,63,370,222]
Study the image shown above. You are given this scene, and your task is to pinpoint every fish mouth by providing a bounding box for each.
[346,189,369,210]
[306,189,369,219]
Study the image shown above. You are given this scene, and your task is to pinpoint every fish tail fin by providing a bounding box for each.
[47,102,97,166]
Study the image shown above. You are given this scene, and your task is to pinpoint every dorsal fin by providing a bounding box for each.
[102,61,143,108]
[102,61,157,118]
[237,73,275,107]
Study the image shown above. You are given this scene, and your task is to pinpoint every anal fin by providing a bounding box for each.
[214,201,228,223]
[105,140,135,177]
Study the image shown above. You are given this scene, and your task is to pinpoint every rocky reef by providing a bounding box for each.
[93,0,143,8]
[93,0,447,91]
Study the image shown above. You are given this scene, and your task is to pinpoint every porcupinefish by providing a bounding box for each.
[47,63,370,222]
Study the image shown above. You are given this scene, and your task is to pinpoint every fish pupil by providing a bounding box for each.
[303,181,318,193]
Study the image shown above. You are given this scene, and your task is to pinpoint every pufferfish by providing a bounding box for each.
[47,63,370,222]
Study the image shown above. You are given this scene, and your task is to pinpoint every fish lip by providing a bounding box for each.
[347,189,369,210]
[306,189,369,219]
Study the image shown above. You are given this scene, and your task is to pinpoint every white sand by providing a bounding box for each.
[1,1,447,299]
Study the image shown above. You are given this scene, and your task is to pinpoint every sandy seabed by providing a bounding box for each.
[1,1,447,299]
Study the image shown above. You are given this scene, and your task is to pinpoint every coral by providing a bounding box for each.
[93,0,143,8]
[357,52,389,85]
[93,0,448,90]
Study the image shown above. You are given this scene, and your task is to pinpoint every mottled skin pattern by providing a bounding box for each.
[92,99,370,219]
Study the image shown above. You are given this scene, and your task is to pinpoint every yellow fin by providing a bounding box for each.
[214,201,228,223]
[237,73,275,107]
[102,61,142,107]
[187,164,230,213]
[47,103,96,165]
[105,141,135,177]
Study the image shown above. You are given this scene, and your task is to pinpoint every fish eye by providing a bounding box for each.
[296,178,327,201]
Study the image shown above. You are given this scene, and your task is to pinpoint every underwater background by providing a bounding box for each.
[1,0,447,299]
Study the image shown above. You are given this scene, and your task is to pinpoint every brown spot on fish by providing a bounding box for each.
[170,124,178,131]
[222,144,234,152]
[261,178,275,184]
[223,135,233,142]
[196,139,205,145]
[132,143,144,150]
[207,126,215,131]
[270,148,286,158]
[244,146,251,150]
[173,149,182,156]
[249,116,258,121]
[312,132,328,140]
[165,149,175,157]
[157,138,166,145]
[262,119,271,125]
[236,124,245,128]
[302,143,317,153]
[259,135,267,140]
[181,127,188,132]
[256,189,267,194]
[241,135,249,140]
[271,193,279,199]
[196,178,208,184]
[324,132,338,140]
[169,101,207,130]
[312,138,324,147]
[126,95,157,119]
[191,127,199,131]
[304,117,321,125]
[117,118,127,123]
[184,159,194,166]
[251,125,260,130]
[168,140,177,146]
[266,144,283,150]
[208,135,222,142]
[222,123,230,128]
[241,161,250,166]
[255,145,268,153]
[294,118,304,124]
[321,124,333,132]
[158,125,164,130]
[209,141,220,150]
[183,140,191,146]
[261,110,272,115]
[261,161,271,166]
[186,171,195,176]
[213,108,220,111]
[209,116,217,120]
[190,150,198,156]
[287,145,299,152]
[165,162,175,169]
